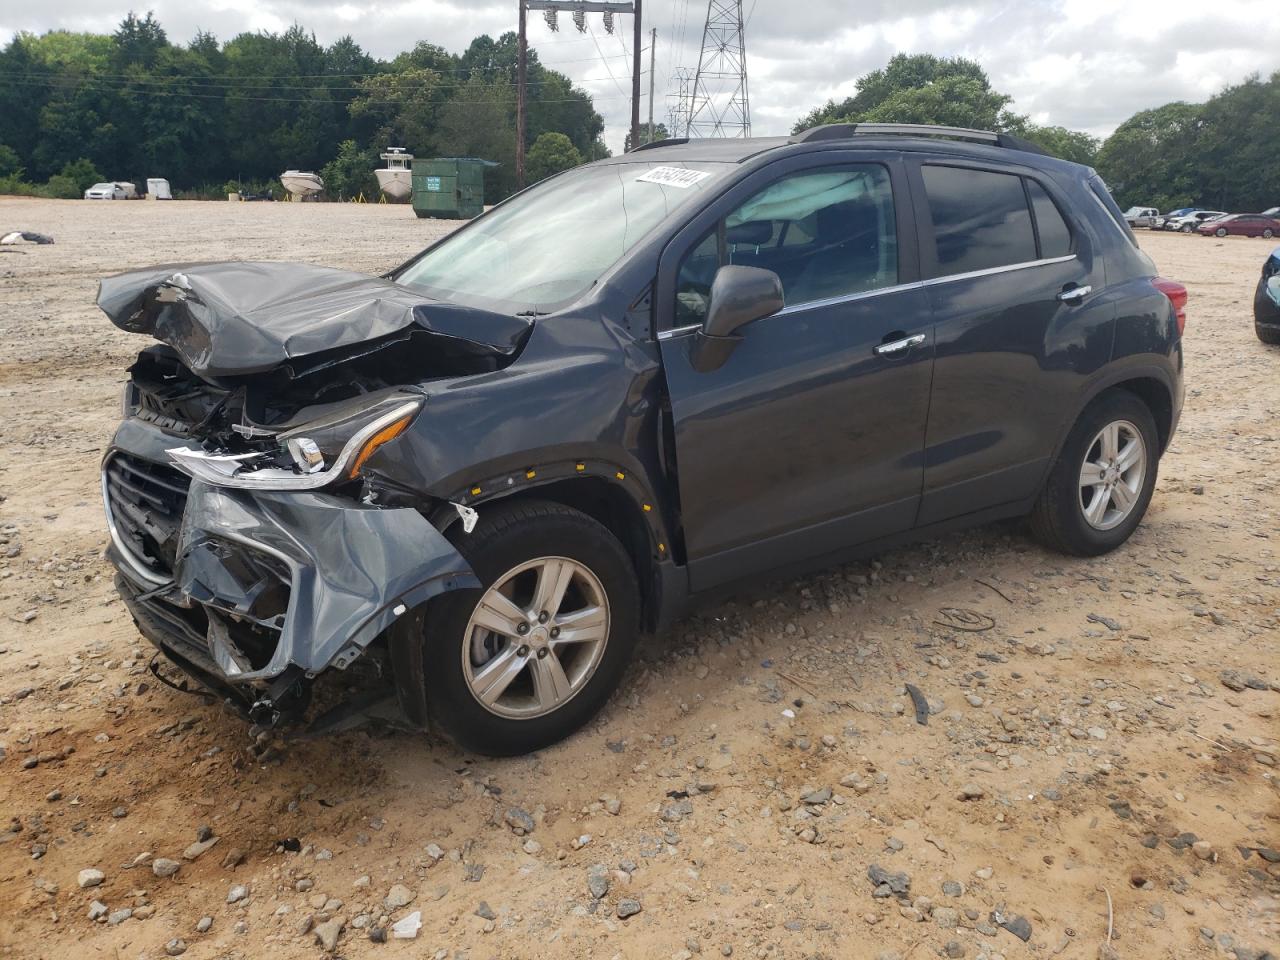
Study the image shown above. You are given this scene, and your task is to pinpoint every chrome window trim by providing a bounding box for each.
[921,254,1077,287]
[774,280,925,317]
[657,256,1079,339]
[657,323,702,341]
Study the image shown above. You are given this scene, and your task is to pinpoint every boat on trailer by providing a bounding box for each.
[375,148,413,200]
[279,170,324,199]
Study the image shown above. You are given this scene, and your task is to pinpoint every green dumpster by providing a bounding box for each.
[411,158,496,220]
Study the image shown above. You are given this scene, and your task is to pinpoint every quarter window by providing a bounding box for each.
[1027,180,1071,258]
[674,164,898,322]
[922,165,1037,277]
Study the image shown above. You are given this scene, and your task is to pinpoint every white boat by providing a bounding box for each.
[374,148,413,200]
[279,170,324,199]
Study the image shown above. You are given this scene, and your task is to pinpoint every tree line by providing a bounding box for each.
[0,12,607,200]
[796,54,1280,213]
[1,22,1276,213]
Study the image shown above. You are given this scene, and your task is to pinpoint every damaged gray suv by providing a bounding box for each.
[101,123,1186,755]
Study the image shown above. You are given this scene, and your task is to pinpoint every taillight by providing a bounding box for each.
[1152,277,1188,336]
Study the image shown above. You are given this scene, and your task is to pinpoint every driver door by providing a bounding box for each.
[656,156,935,592]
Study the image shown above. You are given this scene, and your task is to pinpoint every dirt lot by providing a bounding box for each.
[0,197,1276,960]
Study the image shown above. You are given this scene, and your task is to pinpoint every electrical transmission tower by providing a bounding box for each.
[665,67,695,139]
[686,0,750,137]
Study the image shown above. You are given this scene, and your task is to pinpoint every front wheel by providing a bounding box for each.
[425,500,640,756]
[1180,223,1193,233]
[1215,227,1228,237]
[1029,391,1160,556]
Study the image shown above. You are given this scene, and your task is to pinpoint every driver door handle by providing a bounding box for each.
[1058,284,1092,303]
[874,333,926,356]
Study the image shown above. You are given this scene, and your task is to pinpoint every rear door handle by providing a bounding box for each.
[873,333,926,356]
[1058,284,1092,303]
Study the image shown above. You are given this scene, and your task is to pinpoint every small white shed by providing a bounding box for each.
[146,178,172,200]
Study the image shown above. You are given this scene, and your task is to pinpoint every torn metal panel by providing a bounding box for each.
[172,481,479,680]
[97,261,532,378]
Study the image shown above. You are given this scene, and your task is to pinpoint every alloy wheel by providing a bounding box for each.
[1078,420,1147,531]
[461,556,611,719]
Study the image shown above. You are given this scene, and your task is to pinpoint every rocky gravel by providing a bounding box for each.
[0,199,1276,959]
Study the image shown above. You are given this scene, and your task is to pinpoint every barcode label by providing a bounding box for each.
[636,166,711,189]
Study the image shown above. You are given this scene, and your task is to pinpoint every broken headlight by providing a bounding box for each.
[165,397,422,491]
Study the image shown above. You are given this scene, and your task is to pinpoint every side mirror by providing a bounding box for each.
[690,265,785,373]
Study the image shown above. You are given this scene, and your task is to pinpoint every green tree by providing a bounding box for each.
[1094,102,1201,210]
[1023,124,1100,166]
[58,157,103,191]
[0,144,21,177]
[435,76,517,195]
[793,54,1025,134]
[320,139,379,199]
[349,68,445,155]
[624,122,669,152]
[526,132,582,182]
[113,11,167,69]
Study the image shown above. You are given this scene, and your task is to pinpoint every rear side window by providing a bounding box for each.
[922,166,1037,277]
[1027,181,1071,258]
[1087,175,1138,246]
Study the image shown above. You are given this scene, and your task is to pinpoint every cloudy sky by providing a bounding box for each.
[4,0,1278,153]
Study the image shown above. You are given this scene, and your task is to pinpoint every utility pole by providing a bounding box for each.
[521,2,640,171]
[646,27,656,143]
[516,1,528,189]
[630,0,642,153]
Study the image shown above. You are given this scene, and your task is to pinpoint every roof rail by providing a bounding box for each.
[790,122,1047,156]
[628,137,691,153]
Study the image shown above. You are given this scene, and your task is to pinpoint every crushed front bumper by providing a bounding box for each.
[104,418,478,723]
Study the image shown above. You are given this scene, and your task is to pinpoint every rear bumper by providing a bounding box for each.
[104,418,478,704]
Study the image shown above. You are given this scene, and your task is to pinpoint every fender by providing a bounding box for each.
[1040,352,1182,488]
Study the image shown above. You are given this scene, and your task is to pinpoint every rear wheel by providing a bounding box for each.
[1264,228,1274,239]
[425,500,639,756]
[1030,391,1160,556]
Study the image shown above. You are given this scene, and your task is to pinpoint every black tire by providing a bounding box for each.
[425,499,639,756]
[1029,390,1160,557]
[1257,324,1280,345]
[1264,228,1274,239]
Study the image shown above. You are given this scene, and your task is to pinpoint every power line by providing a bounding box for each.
[0,76,630,105]
[0,51,634,85]
[585,22,630,100]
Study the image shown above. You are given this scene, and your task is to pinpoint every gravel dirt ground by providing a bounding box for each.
[0,197,1276,960]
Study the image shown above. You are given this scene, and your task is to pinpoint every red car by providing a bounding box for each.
[1196,213,1280,238]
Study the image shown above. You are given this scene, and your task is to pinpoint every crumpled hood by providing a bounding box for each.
[97,261,533,378]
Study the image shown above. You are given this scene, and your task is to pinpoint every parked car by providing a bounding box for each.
[1196,214,1280,238]
[1152,207,1200,230]
[1255,247,1280,344]
[84,182,128,200]
[1166,210,1227,232]
[98,122,1187,755]
[1123,206,1160,228]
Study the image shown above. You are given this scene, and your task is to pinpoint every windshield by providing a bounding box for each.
[397,161,729,312]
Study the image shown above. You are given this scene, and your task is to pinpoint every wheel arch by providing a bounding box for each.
[433,464,674,634]
[1069,367,1177,454]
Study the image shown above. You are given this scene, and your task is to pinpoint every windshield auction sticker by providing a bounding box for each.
[636,167,712,188]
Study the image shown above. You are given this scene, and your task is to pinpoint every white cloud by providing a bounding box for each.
[3,0,1279,152]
